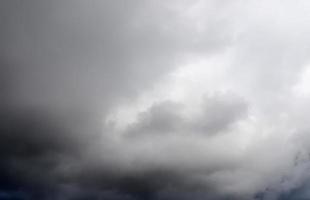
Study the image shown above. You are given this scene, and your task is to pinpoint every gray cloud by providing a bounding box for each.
[1,0,310,200]
[125,93,247,137]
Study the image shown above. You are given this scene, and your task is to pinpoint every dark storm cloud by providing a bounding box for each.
[2,0,310,200]
[0,0,237,199]
[0,107,100,198]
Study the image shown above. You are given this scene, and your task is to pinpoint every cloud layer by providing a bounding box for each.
[2,0,310,199]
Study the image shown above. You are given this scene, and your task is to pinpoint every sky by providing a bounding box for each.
[1,0,310,199]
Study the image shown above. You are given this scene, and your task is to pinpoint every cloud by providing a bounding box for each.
[2,0,310,200]
[124,93,247,137]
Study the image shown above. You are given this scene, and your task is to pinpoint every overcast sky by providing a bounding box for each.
[1,0,310,200]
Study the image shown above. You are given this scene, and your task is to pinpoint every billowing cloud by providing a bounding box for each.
[1,0,310,200]
[124,93,247,137]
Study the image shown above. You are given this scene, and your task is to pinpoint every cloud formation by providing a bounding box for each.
[1,0,310,199]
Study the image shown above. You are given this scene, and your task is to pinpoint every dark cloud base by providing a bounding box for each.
[0,106,306,200]
[0,106,203,200]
